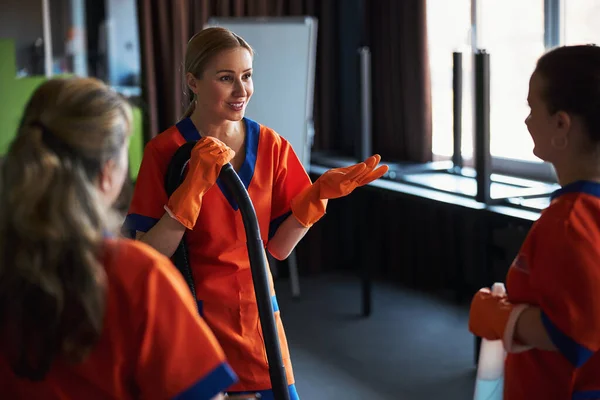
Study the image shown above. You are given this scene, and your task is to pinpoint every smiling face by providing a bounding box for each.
[187,47,254,124]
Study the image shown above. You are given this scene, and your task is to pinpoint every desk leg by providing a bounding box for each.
[360,191,373,317]
[288,249,301,298]
[362,266,372,317]
[473,213,494,366]
[453,213,466,303]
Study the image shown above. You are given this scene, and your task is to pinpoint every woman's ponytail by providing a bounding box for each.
[0,77,131,380]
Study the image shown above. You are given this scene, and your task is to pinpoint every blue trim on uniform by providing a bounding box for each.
[173,362,238,400]
[175,117,202,142]
[122,214,159,238]
[271,295,279,313]
[541,311,593,367]
[573,390,600,400]
[216,118,259,210]
[197,300,204,317]
[551,180,600,201]
[175,117,259,211]
[215,179,238,210]
[174,117,237,210]
[239,117,259,190]
[228,384,299,400]
[269,211,292,239]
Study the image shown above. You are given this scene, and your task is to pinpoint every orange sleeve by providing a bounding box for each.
[268,136,312,238]
[530,208,600,367]
[123,142,170,238]
[134,254,237,399]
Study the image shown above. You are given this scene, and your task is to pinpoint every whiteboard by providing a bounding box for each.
[206,17,318,169]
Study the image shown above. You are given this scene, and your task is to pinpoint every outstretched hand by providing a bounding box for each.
[290,154,388,227]
[317,155,388,199]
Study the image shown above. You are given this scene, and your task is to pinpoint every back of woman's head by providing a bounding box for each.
[535,44,600,142]
[182,26,253,118]
[0,77,132,380]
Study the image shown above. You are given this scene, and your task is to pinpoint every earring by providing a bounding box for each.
[551,136,568,149]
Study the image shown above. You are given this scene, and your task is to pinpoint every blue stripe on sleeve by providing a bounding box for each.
[173,362,238,400]
[573,390,600,400]
[228,383,299,400]
[573,390,600,399]
[541,311,593,368]
[122,214,159,238]
[269,211,292,240]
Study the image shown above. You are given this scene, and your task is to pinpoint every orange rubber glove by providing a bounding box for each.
[469,288,514,341]
[166,137,235,230]
[290,154,389,227]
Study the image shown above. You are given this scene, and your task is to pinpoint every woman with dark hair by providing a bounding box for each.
[469,45,600,399]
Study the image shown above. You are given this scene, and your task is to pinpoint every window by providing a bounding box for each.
[49,0,89,77]
[428,0,600,181]
[427,0,473,158]
[103,0,142,93]
[47,0,142,95]
[1,0,141,93]
[564,1,600,45]
[479,0,545,162]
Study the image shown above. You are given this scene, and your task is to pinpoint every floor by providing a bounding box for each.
[274,274,477,400]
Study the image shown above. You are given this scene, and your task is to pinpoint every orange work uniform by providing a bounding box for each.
[0,238,237,399]
[505,181,600,400]
[124,117,310,397]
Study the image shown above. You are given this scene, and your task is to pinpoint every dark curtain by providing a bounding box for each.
[135,0,336,150]
[298,0,433,275]
[135,0,431,159]
[366,0,432,163]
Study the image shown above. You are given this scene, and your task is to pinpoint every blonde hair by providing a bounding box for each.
[181,27,254,119]
[0,77,132,380]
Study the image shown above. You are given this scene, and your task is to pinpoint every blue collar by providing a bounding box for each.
[551,180,600,201]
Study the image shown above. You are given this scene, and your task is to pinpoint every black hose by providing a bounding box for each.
[219,163,290,400]
[164,142,290,400]
[164,142,198,307]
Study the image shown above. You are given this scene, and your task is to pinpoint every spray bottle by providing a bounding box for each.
[473,282,506,400]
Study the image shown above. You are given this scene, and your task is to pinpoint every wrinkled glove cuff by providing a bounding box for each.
[165,195,203,231]
[290,184,328,228]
